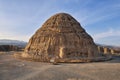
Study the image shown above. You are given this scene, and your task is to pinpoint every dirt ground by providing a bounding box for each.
[0,52,120,80]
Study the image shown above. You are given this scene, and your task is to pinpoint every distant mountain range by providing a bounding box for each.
[0,39,27,48]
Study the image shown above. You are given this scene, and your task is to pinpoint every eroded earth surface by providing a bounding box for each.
[0,52,120,80]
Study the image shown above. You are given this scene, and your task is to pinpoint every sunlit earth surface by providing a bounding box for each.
[0,52,120,80]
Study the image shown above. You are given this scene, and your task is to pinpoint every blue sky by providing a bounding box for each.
[0,0,120,46]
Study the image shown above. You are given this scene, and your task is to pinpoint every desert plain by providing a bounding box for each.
[0,52,120,80]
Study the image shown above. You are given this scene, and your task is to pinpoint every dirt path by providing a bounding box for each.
[15,63,54,80]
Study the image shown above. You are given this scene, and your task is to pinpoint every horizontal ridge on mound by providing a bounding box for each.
[20,13,107,62]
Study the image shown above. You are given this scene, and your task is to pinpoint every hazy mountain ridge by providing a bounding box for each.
[0,39,27,48]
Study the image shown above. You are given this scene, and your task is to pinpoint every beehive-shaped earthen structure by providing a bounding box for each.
[21,13,107,62]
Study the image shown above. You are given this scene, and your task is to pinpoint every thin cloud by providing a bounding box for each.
[0,31,30,41]
[93,28,120,41]
[74,1,120,26]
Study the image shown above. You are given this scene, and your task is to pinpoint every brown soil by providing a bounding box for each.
[0,52,120,80]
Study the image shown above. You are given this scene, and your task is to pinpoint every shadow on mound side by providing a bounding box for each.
[16,13,111,62]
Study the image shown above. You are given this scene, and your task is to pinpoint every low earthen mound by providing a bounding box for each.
[20,13,109,62]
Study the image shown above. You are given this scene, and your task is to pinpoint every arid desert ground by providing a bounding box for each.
[0,52,120,80]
